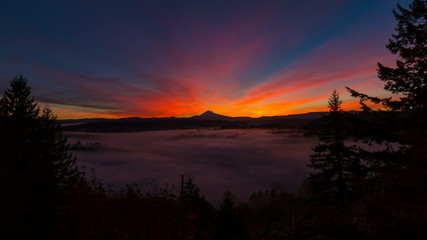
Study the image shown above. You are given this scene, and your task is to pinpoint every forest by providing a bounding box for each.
[0,1,426,239]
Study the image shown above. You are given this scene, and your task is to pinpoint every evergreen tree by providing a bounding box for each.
[0,75,78,238]
[345,1,427,238]
[180,176,215,240]
[379,0,427,111]
[343,1,427,182]
[180,176,201,203]
[308,90,364,205]
[347,0,426,141]
[348,0,426,108]
[345,0,427,169]
[215,192,238,240]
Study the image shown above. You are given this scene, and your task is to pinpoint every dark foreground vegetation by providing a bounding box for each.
[1,1,426,239]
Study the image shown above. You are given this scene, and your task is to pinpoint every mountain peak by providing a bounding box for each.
[200,110,216,116]
[190,110,230,120]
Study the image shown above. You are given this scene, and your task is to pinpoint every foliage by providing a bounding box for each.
[215,191,250,240]
[0,75,78,187]
[307,90,365,205]
[180,176,216,240]
[347,0,426,112]
[0,75,78,238]
[344,1,427,239]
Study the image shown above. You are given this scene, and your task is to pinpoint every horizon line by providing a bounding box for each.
[57,109,361,120]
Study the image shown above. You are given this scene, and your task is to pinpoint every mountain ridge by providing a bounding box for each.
[189,110,232,120]
[59,110,361,132]
[59,110,359,123]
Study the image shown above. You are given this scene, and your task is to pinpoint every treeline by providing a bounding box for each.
[60,115,316,133]
[55,173,304,240]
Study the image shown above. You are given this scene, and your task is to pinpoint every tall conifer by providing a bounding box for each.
[0,75,77,238]
[308,90,364,205]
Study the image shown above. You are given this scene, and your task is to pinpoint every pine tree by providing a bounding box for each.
[344,2,427,237]
[215,192,238,240]
[345,0,427,167]
[0,75,78,238]
[179,176,215,240]
[347,0,426,136]
[347,0,426,110]
[343,1,427,182]
[308,90,364,205]
[379,0,427,110]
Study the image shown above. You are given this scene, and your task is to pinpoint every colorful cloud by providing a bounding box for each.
[0,0,411,119]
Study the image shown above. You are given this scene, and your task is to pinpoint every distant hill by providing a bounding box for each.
[59,110,359,133]
[189,110,232,120]
[275,112,325,120]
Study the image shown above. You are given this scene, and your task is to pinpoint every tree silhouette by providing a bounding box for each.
[347,0,426,110]
[180,176,215,240]
[345,1,427,238]
[380,0,426,111]
[308,90,365,206]
[345,0,427,171]
[0,75,78,238]
[213,192,249,240]
[347,0,426,149]
[215,192,238,240]
[341,2,427,191]
[180,176,201,203]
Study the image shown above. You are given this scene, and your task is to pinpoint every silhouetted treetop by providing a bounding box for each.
[380,0,427,109]
[0,75,77,238]
[0,74,39,118]
[341,2,427,238]
[0,75,78,188]
[347,0,427,111]
[327,89,343,113]
[308,90,365,206]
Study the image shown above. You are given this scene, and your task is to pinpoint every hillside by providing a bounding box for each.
[59,111,338,132]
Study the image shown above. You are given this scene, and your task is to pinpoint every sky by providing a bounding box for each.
[0,0,411,119]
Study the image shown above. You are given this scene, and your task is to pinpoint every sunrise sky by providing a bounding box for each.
[0,0,410,119]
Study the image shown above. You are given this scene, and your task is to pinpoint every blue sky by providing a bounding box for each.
[0,0,411,118]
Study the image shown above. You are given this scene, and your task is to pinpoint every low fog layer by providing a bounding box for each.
[66,129,317,202]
